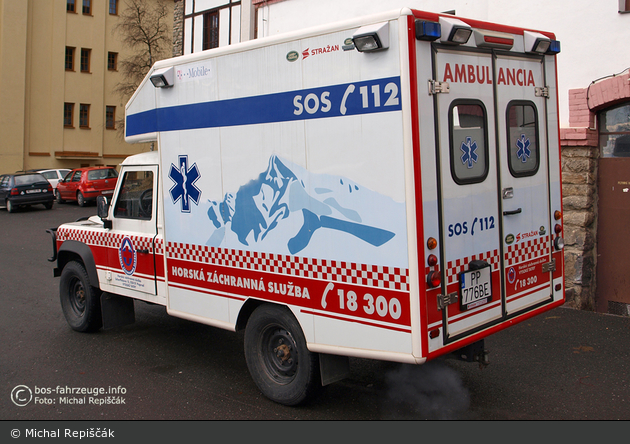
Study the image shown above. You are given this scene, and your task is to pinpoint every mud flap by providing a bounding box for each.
[101,293,135,330]
[319,353,350,386]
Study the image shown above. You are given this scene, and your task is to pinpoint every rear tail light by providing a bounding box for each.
[427,254,438,267]
[554,237,565,251]
[10,188,19,196]
[426,238,440,287]
[553,210,564,250]
[427,271,441,288]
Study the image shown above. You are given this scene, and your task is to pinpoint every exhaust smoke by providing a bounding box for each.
[382,361,470,419]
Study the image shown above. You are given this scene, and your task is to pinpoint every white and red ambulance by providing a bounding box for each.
[49,8,565,406]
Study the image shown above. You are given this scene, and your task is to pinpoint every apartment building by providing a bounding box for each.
[0,0,174,173]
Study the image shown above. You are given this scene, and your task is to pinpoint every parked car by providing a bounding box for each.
[55,167,118,207]
[0,172,55,213]
[37,169,72,190]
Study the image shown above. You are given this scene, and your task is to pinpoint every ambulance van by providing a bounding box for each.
[49,8,565,406]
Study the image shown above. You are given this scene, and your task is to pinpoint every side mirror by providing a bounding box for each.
[97,196,112,229]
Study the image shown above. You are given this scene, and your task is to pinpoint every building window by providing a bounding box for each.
[79,104,90,128]
[109,0,118,15]
[65,47,75,71]
[64,103,74,128]
[620,0,630,13]
[202,11,219,50]
[599,103,630,157]
[67,0,76,13]
[107,52,118,71]
[80,48,91,73]
[106,106,116,129]
[82,0,91,15]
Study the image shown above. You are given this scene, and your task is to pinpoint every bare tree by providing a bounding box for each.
[114,0,172,100]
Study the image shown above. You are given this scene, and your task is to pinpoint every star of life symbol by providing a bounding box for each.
[516,134,531,163]
[169,155,201,213]
[460,137,478,169]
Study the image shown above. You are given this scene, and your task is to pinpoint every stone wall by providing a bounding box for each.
[560,128,598,311]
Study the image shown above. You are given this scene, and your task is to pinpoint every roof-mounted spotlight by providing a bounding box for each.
[524,31,552,54]
[150,66,174,88]
[352,22,389,52]
[439,16,472,44]
[416,20,441,41]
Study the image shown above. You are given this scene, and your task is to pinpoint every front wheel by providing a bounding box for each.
[244,304,321,406]
[56,190,64,204]
[59,261,102,332]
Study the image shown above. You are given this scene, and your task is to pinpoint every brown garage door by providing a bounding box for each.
[596,104,630,314]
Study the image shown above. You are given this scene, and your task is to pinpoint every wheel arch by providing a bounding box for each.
[235,298,268,332]
[56,240,100,288]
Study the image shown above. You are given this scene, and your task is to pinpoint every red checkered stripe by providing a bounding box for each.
[154,238,164,255]
[444,249,501,285]
[504,235,550,267]
[57,227,160,254]
[57,227,109,247]
[166,242,409,291]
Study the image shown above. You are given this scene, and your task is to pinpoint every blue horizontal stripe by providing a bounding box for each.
[126,76,402,137]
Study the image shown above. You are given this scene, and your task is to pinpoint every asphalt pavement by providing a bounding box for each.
[0,202,629,424]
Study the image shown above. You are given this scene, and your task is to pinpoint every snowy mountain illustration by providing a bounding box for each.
[204,155,407,263]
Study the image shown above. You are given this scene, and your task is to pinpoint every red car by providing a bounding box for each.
[55,167,118,207]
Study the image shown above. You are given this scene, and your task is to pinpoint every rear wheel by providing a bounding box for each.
[77,191,86,207]
[59,261,102,332]
[44,201,53,210]
[6,200,15,213]
[244,304,321,406]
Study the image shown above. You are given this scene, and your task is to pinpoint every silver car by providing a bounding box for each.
[37,169,72,190]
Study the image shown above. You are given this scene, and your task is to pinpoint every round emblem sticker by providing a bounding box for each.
[505,234,515,245]
[507,267,516,284]
[119,237,137,276]
[286,51,299,62]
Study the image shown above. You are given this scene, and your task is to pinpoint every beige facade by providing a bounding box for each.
[0,0,174,174]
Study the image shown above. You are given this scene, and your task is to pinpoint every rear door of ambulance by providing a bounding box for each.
[431,31,555,342]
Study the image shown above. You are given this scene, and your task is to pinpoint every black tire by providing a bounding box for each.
[44,201,53,210]
[77,191,86,207]
[6,200,14,213]
[244,304,321,406]
[56,190,64,204]
[59,261,102,332]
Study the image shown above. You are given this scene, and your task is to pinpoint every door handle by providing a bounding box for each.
[137,249,150,254]
[503,208,522,216]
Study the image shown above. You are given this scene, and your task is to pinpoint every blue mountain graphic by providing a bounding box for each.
[206,156,396,254]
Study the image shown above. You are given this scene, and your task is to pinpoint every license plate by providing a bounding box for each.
[102,190,114,194]
[26,189,41,194]
[459,265,492,311]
